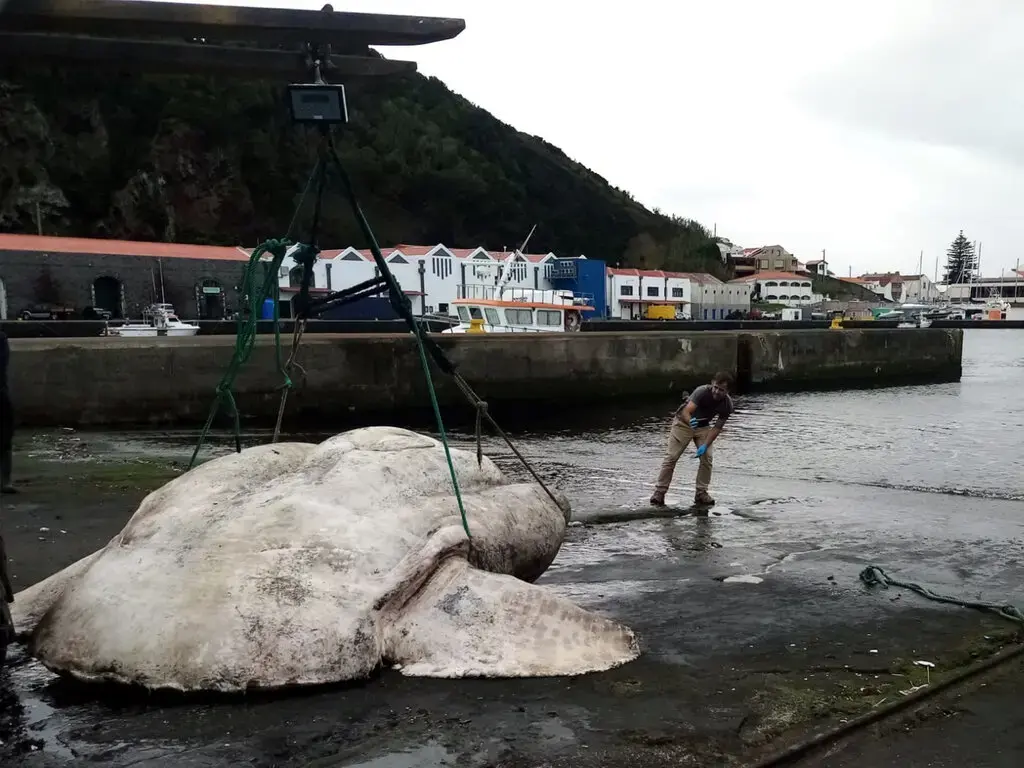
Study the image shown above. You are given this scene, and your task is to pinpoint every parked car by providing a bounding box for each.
[81,306,113,320]
[18,304,76,321]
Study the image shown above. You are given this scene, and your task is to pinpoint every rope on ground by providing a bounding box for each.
[859,565,1024,624]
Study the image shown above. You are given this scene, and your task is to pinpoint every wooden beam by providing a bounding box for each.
[0,0,466,47]
[0,32,417,78]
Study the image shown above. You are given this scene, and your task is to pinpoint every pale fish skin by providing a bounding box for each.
[12,426,640,692]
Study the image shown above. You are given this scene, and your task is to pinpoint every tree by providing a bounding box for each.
[943,231,977,284]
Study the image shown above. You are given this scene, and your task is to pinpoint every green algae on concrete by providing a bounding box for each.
[740,621,1024,752]
[11,430,184,494]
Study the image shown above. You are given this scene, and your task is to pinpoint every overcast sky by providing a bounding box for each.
[147,0,1024,278]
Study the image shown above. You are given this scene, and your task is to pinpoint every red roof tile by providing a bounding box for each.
[391,244,440,257]
[449,247,488,259]
[0,233,250,261]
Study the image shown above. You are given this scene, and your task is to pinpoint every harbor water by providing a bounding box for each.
[1,328,1023,767]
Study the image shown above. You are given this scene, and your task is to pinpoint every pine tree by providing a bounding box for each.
[943,231,977,284]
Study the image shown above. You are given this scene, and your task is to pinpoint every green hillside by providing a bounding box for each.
[0,61,728,277]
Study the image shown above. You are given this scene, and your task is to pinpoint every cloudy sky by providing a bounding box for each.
[152,0,1022,278]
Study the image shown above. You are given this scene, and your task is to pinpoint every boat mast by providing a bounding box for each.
[495,224,537,300]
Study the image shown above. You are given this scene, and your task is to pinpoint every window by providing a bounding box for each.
[505,308,533,325]
[759,260,769,269]
[703,309,708,319]
[766,294,778,301]
[779,281,790,287]
[765,281,778,287]
[620,285,634,296]
[671,287,683,298]
[484,308,501,326]
[779,294,790,300]
[537,309,561,326]
[801,294,811,300]
[457,306,471,322]
[431,256,452,278]
[469,306,483,320]
[646,286,659,297]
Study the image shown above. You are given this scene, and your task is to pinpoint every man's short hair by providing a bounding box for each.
[712,371,733,388]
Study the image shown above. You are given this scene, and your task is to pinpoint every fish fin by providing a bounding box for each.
[382,557,640,678]
[11,549,104,637]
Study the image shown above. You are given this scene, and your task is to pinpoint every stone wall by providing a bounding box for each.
[0,250,245,320]
[4,328,963,428]
[738,328,963,390]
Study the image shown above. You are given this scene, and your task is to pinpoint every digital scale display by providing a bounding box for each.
[287,83,349,124]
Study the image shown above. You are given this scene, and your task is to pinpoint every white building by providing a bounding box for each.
[691,275,753,319]
[605,268,752,320]
[716,239,746,264]
[731,271,820,307]
[606,268,693,319]
[272,241,748,321]
[274,243,557,317]
[842,272,940,303]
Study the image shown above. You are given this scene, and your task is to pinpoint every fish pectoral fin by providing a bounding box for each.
[382,557,640,678]
[11,549,104,638]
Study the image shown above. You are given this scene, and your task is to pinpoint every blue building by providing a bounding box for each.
[548,258,608,319]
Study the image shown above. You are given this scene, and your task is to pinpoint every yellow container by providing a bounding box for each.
[646,304,676,320]
[467,318,487,334]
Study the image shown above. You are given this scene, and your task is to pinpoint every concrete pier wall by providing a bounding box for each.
[739,328,964,390]
[6,328,963,428]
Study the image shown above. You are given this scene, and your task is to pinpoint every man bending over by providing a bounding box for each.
[650,371,734,507]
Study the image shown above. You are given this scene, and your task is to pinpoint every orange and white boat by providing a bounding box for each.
[442,247,594,334]
[443,286,594,334]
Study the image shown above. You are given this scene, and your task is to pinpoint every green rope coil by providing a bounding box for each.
[860,565,1024,624]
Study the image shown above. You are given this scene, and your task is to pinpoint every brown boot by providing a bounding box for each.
[694,489,715,506]
[649,491,666,507]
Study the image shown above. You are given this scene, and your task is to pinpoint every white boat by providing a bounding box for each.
[105,304,200,337]
[442,286,594,334]
[441,248,593,334]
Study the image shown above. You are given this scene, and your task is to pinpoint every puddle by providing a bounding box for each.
[721,575,764,584]
[345,742,453,767]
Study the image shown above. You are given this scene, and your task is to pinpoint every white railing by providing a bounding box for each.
[456,283,594,306]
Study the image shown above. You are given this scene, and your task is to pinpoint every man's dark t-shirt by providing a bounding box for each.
[684,384,734,428]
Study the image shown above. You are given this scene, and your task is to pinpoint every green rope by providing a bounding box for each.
[859,565,1024,624]
[188,239,293,470]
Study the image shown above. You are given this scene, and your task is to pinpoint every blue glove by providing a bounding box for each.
[695,444,707,458]
[689,417,699,428]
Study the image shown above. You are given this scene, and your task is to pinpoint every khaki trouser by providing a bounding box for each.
[654,417,713,495]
